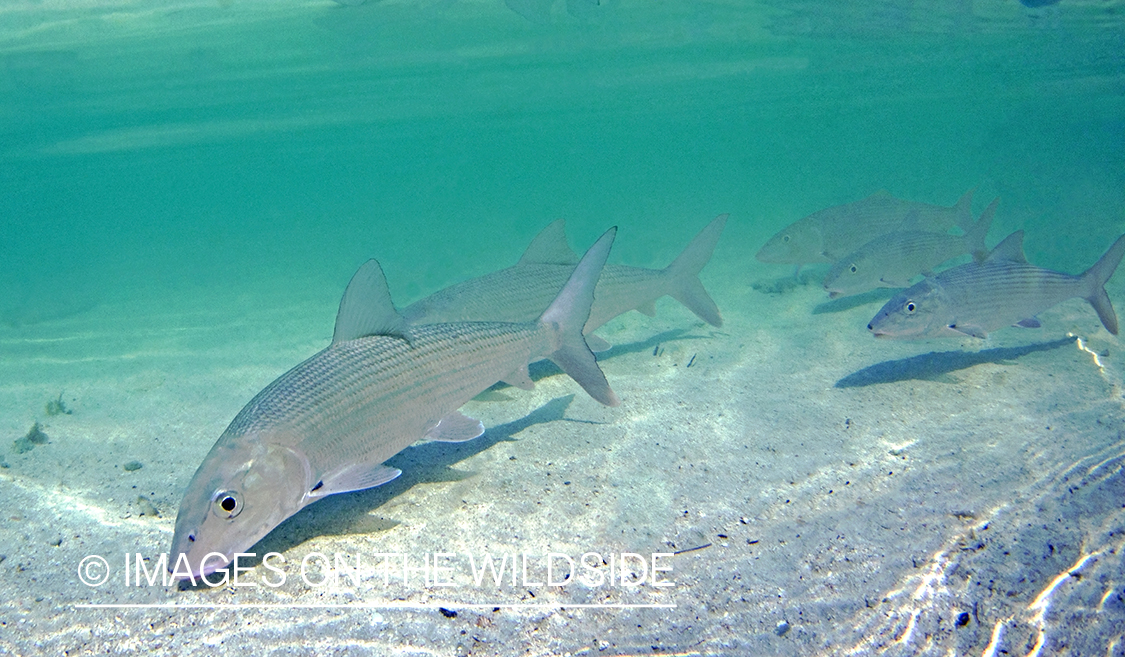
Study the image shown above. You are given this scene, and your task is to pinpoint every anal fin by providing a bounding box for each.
[585,334,612,353]
[1015,317,1041,329]
[500,364,535,391]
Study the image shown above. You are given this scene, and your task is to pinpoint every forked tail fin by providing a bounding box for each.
[953,186,976,231]
[540,228,621,407]
[967,197,998,262]
[663,214,728,327]
[1082,234,1125,335]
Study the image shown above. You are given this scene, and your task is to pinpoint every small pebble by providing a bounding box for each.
[956,611,970,627]
[775,620,790,636]
[123,461,143,472]
[50,537,63,547]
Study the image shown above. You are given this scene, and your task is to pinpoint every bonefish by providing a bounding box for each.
[169,229,620,581]
[403,215,727,345]
[757,189,974,267]
[869,231,1125,339]
[823,196,998,299]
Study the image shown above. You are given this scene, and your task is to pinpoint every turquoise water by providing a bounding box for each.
[4,0,1120,317]
[2,1,1125,654]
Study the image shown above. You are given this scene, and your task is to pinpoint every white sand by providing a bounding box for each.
[1,232,1123,655]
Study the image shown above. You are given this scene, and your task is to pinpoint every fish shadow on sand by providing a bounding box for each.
[812,288,898,315]
[467,329,699,402]
[232,394,589,569]
[751,269,824,296]
[1,288,100,327]
[176,329,714,588]
[835,336,1077,388]
[522,327,707,384]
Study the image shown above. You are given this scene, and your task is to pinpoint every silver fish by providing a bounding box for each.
[170,229,620,581]
[402,215,727,344]
[868,230,1125,339]
[757,188,975,266]
[823,196,998,299]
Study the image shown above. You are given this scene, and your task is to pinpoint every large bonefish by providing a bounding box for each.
[757,189,974,267]
[869,231,1125,339]
[170,229,620,581]
[402,215,727,345]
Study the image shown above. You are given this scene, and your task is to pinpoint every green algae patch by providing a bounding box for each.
[45,393,72,417]
[12,422,49,454]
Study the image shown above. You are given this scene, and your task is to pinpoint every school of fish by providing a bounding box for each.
[757,189,1125,340]
[171,190,1124,581]
[170,217,727,581]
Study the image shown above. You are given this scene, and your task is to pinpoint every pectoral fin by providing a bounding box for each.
[879,276,911,288]
[1015,318,1041,329]
[425,411,485,443]
[948,323,988,339]
[311,464,402,498]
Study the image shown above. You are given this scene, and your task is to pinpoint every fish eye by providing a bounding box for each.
[849,264,857,274]
[782,235,790,243]
[212,490,243,519]
[905,301,917,313]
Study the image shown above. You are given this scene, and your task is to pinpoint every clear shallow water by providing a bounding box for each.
[3,0,1121,312]
[1,1,1124,654]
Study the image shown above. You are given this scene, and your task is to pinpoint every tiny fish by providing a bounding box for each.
[170,230,620,581]
[868,231,1125,339]
[403,215,727,346]
[757,188,974,266]
[823,196,998,299]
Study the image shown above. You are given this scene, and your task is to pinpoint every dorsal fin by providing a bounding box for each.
[517,219,579,266]
[985,230,1028,264]
[897,206,924,231]
[332,259,409,344]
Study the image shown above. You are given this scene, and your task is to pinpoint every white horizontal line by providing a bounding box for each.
[74,602,675,610]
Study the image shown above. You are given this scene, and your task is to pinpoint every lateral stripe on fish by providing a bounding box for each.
[404,214,727,335]
[170,229,621,581]
[868,230,1125,339]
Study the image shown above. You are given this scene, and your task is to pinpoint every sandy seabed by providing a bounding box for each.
[1,233,1124,656]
